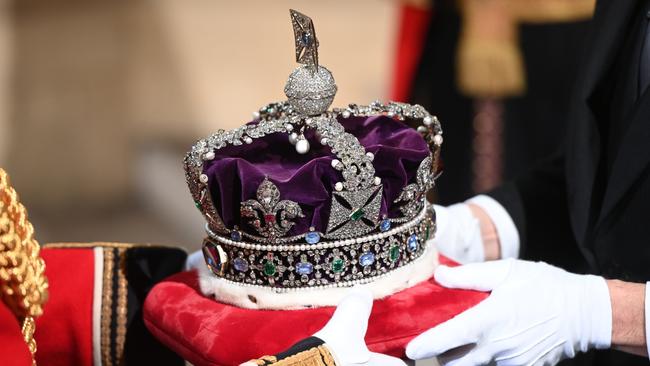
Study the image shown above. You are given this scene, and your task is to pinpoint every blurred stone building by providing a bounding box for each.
[0,0,396,250]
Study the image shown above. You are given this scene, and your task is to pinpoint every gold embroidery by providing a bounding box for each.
[317,345,336,366]
[101,248,114,366]
[457,0,595,98]
[115,248,128,363]
[44,242,138,249]
[247,345,338,366]
[0,169,49,365]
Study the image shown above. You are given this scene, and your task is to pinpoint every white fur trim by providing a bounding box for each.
[197,240,439,309]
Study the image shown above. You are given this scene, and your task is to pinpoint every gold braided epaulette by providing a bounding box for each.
[0,168,49,364]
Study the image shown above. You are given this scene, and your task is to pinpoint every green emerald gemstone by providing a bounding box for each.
[389,245,400,262]
[194,201,201,210]
[263,261,276,276]
[350,208,365,221]
[424,225,430,241]
[331,257,345,273]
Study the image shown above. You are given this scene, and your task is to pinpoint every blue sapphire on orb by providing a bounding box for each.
[305,231,321,244]
[233,257,248,272]
[380,219,391,232]
[296,262,314,275]
[407,234,419,252]
[359,252,375,266]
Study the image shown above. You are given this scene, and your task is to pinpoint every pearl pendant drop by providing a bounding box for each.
[296,138,310,154]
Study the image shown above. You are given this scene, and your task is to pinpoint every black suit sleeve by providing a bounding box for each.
[487,154,584,271]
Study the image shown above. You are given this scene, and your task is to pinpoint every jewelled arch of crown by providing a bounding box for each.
[183,10,444,290]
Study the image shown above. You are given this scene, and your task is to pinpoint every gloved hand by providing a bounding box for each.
[240,287,406,366]
[406,259,612,366]
[314,287,406,366]
[433,204,485,263]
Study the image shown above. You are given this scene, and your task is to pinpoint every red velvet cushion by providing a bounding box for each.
[143,255,487,366]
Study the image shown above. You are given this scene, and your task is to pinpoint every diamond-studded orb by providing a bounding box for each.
[284,65,337,116]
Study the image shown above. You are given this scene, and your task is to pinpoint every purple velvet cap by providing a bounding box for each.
[203,115,430,236]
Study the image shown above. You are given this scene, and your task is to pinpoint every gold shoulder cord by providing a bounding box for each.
[0,169,49,365]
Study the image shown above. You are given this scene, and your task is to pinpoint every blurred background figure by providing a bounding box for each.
[395,0,595,203]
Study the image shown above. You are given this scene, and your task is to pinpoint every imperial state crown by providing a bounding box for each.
[185,9,444,309]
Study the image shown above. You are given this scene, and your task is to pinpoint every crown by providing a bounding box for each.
[184,10,443,308]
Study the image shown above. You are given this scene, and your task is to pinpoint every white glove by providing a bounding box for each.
[314,287,406,366]
[240,287,406,366]
[406,259,612,366]
[433,204,485,263]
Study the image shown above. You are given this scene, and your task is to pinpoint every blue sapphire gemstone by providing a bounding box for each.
[233,258,248,272]
[305,231,321,244]
[407,234,419,252]
[380,219,391,232]
[359,252,375,266]
[230,230,242,242]
[300,32,313,47]
[296,262,314,275]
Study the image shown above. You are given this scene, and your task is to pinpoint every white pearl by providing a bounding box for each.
[417,126,427,133]
[433,134,443,145]
[342,110,351,118]
[289,132,299,145]
[252,111,260,119]
[366,152,374,161]
[320,137,328,145]
[374,176,381,185]
[423,116,433,126]
[199,174,209,183]
[296,139,310,154]
[243,136,253,144]
[334,182,343,191]
[285,124,294,132]
[203,151,215,160]
[331,159,340,169]
[387,111,395,117]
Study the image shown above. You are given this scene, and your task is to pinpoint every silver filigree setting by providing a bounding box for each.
[395,155,436,218]
[241,178,304,239]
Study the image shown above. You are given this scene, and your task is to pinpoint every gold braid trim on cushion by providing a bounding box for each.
[247,345,337,366]
[0,168,49,365]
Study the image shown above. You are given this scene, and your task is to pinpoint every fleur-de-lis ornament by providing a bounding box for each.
[241,178,305,238]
